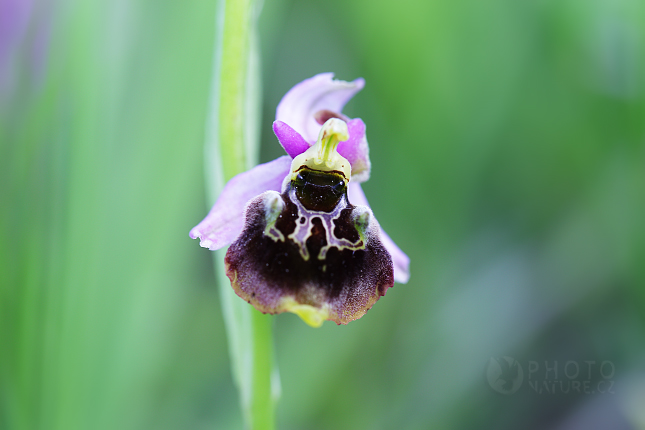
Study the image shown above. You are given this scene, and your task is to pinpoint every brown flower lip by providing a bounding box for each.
[225,175,394,326]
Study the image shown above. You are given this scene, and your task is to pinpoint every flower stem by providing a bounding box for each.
[218,0,251,180]
[250,311,276,429]
[205,0,275,428]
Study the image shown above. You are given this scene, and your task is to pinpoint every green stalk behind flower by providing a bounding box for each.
[204,0,276,428]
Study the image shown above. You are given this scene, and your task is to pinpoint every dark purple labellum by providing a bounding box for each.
[225,169,394,326]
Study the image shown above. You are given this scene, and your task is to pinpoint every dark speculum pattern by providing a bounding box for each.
[293,168,346,212]
[225,181,394,324]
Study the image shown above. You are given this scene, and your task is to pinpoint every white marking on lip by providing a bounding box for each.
[286,187,366,261]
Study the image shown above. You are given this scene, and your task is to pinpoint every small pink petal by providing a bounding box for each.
[273,121,311,158]
[338,118,371,183]
[190,156,292,250]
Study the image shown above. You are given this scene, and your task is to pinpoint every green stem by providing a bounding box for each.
[250,311,275,429]
[219,0,251,180]
[205,0,275,429]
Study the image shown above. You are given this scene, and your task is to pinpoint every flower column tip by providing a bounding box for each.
[290,118,351,180]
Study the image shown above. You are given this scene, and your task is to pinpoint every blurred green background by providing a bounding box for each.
[2,0,645,429]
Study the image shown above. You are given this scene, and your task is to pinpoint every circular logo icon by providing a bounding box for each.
[486,356,523,395]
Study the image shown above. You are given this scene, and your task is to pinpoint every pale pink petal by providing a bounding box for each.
[379,230,410,284]
[348,182,410,283]
[272,120,311,158]
[190,156,292,250]
[276,73,365,143]
[338,118,371,183]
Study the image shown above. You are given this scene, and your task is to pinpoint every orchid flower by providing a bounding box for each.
[191,73,409,327]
